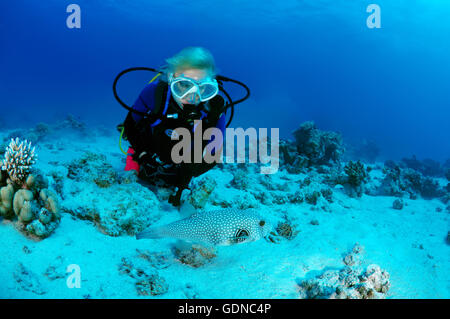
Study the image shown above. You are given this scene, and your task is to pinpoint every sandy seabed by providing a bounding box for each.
[0,123,449,299]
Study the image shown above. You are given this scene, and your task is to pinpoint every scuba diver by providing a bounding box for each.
[114,47,249,207]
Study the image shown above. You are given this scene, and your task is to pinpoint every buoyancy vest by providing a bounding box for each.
[124,80,225,165]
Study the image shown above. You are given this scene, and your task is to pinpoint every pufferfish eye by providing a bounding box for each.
[229,228,250,244]
[259,220,265,227]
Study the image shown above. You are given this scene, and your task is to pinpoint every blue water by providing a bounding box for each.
[1,0,449,161]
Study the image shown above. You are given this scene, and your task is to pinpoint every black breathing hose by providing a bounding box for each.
[113,67,250,127]
[113,67,160,117]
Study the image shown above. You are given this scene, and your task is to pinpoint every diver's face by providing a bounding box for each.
[173,68,208,106]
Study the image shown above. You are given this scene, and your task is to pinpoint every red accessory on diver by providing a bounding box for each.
[125,147,140,172]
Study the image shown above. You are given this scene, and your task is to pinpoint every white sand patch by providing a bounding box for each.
[0,128,448,298]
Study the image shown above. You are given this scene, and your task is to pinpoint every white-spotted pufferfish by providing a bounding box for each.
[136,208,272,246]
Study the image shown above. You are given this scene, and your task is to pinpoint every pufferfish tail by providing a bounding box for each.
[136,226,165,240]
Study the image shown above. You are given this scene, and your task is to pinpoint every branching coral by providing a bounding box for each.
[1,138,37,187]
[342,160,368,197]
[344,161,367,187]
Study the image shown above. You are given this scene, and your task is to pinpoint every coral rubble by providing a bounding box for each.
[392,198,404,210]
[118,257,168,296]
[173,244,217,268]
[298,244,390,299]
[275,218,300,240]
[66,152,118,188]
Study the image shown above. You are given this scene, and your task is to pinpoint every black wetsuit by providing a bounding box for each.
[122,79,226,205]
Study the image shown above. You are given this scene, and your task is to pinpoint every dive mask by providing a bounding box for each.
[169,73,219,104]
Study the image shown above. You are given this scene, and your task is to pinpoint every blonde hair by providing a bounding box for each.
[162,47,217,79]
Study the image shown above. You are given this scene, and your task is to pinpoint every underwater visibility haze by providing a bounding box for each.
[0,0,449,299]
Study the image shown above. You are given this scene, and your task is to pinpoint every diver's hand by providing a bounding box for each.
[168,186,186,207]
[135,151,152,165]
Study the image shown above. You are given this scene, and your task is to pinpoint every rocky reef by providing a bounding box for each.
[343,161,368,195]
[66,152,119,188]
[401,155,445,178]
[1,117,448,299]
[292,121,344,167]
[323,160,369,197]
[279,121,345,174]
[379,161,445,200]
[298,244,390,299]
[181,121,449,221]
[279,139,309,174]
[62,151,161,236]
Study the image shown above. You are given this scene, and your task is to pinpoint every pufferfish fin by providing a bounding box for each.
[136,226,164,240]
